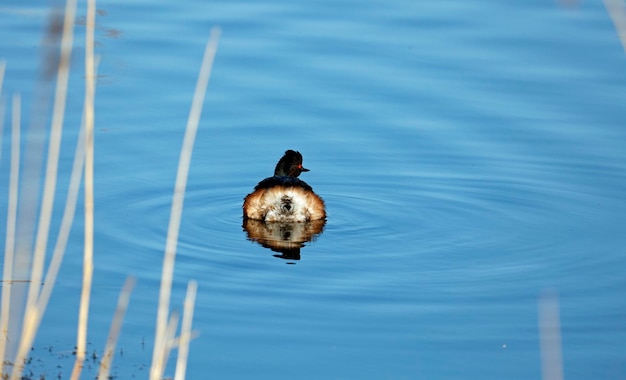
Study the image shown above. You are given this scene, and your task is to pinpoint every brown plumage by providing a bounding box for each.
[243,150,326,222]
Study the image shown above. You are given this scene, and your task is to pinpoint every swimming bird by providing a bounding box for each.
[243,150,326,222]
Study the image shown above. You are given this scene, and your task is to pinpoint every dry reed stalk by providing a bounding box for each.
[36,108,86,321]
[0,60,5,91]
[0,97,5,187]
[150,27,221,380]
[539,291,563,380]
[12,0,78,377]
[0,94,21,377]
[9,24,59,354]
[71,0,96,377]
[4,58,91,380]
[174,280,197,380]
[0,61,6,162]
[0,67,8,365]
[97,277,136,380]
[0,61,5,155]
[166,312,180,364]
[152,312,181,379]
[605,0,626,53]
[26,0,76,311]
[9,46,90,380]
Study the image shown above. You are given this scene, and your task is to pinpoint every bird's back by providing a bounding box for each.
[243,178,325,222]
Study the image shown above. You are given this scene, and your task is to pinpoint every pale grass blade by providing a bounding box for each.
[151,27,220,380]
[0,94,21,376]
[97,277,136,380]
[174,281,198,380]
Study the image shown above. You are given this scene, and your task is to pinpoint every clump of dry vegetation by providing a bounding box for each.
[0,0,219,378]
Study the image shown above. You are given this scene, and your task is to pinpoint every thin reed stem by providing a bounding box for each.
[71,0,96,377]
[97,277,136,380]
[605,0,626,53]
[150,27,221,380]
[35,98,87,324]
[0,94,21,377]
[14,1,77,377]
[152,312,181,379]
[25,0,77,316]
[174,281,197,380]
[539,291,563,380]
[0,60,5,162]
[0,60,5,92]
[0,101,4,168]
[162,312,181,373]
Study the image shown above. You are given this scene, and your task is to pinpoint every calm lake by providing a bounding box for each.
[1,0,626,379]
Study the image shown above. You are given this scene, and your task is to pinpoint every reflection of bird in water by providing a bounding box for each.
[242,218,326,261]
[243,150,326,222]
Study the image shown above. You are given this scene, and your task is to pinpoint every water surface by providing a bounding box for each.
[1,0,625,379]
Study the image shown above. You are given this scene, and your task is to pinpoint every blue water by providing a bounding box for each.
[1,0,626,379]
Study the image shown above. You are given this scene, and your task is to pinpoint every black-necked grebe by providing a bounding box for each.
[243,150,326,222]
